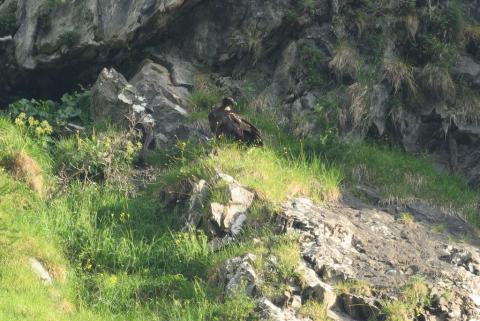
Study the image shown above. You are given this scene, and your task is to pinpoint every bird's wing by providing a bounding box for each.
[228,112,262,141]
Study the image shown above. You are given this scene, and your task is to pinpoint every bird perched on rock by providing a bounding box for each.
[208,97,263,146]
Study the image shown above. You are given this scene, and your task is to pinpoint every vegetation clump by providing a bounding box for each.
[382,277,431,321]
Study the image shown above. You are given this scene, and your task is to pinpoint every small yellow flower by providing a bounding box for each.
[176,140,187,150]
[14,117,25,127]
[103,137,111,150]
[85,258,93,271]
[35,126,45,136]
[119,212,127,223]
[18,112,26,119]
[107,275,118,286]
[40,120,53,135]
[28,116,36,126]
[126,141,135,156]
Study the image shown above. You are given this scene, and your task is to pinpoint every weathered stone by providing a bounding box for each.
[277,196,480,320]
[90,68,138,124]
[186,179,209,228]
[90,68,155,152]
[218,254,258,298]
[186,173,255,239]
[336,293,380,321]
[259,298,306,321]
[210,202,225,229]
[370,84,389,136]
[29,257,53,285]
[297,261,337,309]
[453,54,480,86]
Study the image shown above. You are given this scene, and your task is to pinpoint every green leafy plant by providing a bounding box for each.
[59,31,81,47]
[6,91,91,129]
[381,276,431,321]
[300,43,331,89]
[53,130,142,184]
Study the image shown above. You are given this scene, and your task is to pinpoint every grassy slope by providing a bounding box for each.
[0,95,479,320]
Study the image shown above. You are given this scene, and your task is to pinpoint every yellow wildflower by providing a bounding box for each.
[85,258,93,271]
[120,212,127,223]
[18,112,26,119]
[103,137,111,150]
[40,120,53,135]
[35,126,45,136]
[28,116,37,126]
[107,275,118,286]
[14,117,25,127]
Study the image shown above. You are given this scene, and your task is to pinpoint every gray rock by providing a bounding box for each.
[90,67,155,153]
[297,261,337,309]
[277,196,480,320]
[186,179,209,228]
[130,60,190,107]
[259,298,306,321]
[218,254,259,298]
[453,54,480,86]
[29,257,53,285]
[186,173,255,240]
[370,84,389,136]
[91,68,140,124]
[128,60,208,145]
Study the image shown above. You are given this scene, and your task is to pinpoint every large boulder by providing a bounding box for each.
[90,68,155,146]
[453,54,480,87]
[277,197,480,320]
[186,172,255,249]
[0,0,299,105]
[90,64,210,147]
[130,59,211,145]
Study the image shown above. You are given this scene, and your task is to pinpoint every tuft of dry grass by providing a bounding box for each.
[344,82,371,134]
[206,145,342,204]
[298,300,330,321]
[329,43,360,78]
[383,58,416,94]
[404,14,419,39]
[399,212,415,225]
[250,92,274,112]
[230,25,264,65]
[419,64,455,101]
[335,279,372,297]
[8,151,45,197]
[453,85,480,123]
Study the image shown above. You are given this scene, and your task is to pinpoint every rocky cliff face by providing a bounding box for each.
[176,172,480,321]
[2,0,480,183]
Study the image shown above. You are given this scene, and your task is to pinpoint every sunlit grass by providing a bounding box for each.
[323,142,480,226]
[206,144,342,204]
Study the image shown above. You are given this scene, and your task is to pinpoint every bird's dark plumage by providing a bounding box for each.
[208,97,263,146]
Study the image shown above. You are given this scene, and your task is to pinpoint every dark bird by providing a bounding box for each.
[208,97,263,146]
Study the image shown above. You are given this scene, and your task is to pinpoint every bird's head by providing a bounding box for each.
[222,97,237,111]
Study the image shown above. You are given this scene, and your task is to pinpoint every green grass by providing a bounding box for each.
[321,142,480,226]
[206,144,342,204]
[298,300,330,321]
[381,276,430,321]
[335,280,372,297]
[1,74,480,321]
[0,116,262,321]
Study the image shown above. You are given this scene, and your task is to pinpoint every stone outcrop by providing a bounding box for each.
[90,67,155,150]
[186,173,255,250]
[29,257,53,285]
[165,162,479,320]
[90,64,209,148]
[2,0,480,186]
[277,197,480,320]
